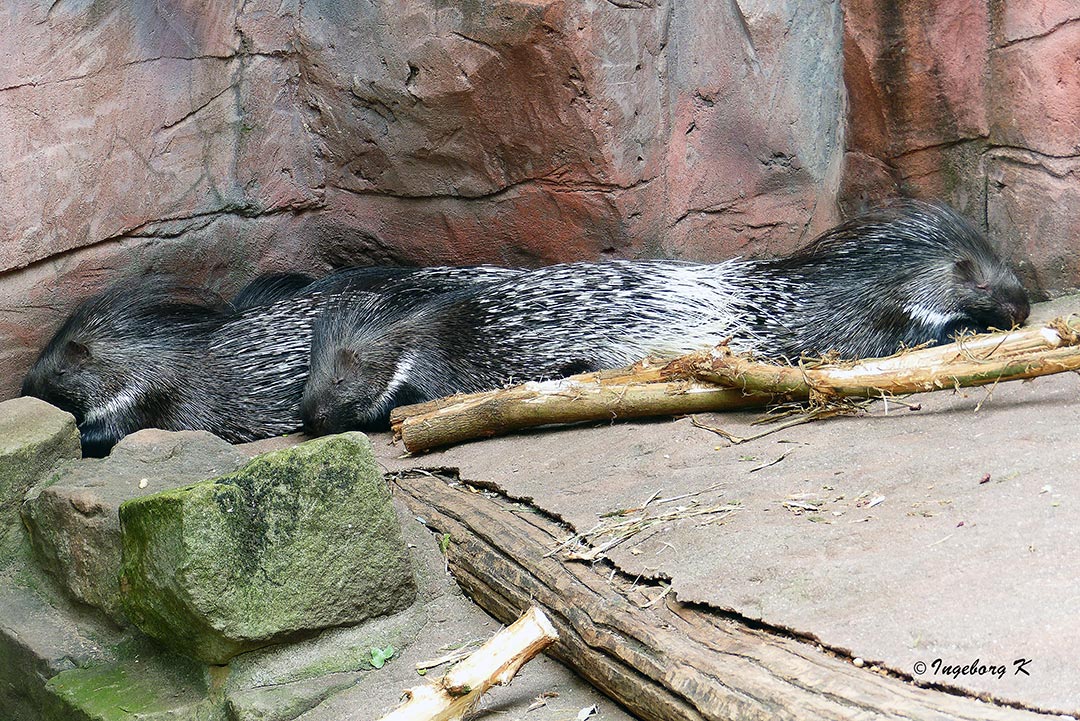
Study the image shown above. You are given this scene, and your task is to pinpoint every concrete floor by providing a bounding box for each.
[370,297,1080,716]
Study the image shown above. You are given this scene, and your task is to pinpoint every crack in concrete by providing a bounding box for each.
[988,144,1080,165]
[450,31,500,56]
[117,54,237,70]
[887,136,985,162]
[158,83,237,133]
[0,203,322,281]
[330,173,656,203]
[420,468,1070,718]
[670,200,741,228]
[605,0,657,9]
[0,56,237,94]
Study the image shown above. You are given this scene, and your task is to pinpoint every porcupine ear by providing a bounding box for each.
[64,340,91,365]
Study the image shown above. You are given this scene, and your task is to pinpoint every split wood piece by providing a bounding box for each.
[376,606,558,721]
[391,317,1080,453]
[391,470,1053,721]
[389,362,773,453]
[683,316,1080,400]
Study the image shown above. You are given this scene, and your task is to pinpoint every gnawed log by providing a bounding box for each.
[391,318,1080,453]
[391,470,1052,721]
[681,317,1080,400]
[389,362,773,453]
[376,606,558,721]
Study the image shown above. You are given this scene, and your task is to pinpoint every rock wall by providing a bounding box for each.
[0,0,845,400]
[841,0,1080,298]
[10,1,1080,399]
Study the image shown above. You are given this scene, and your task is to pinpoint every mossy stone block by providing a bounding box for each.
[21,429,250,625]
[0,397,80,557]
[44,653,217,721]
[119,433,416,664]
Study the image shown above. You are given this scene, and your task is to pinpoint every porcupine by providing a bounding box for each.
[300,200,1031,435]
[21,266,523,456]
[19,283,229,457]
[202,265,523,447]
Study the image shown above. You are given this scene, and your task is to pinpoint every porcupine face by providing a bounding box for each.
[301,343,397,435]
[302,319,427,435]
[770,200,1031,358]
[301,269,524,435]
[21,284,222,456]
[21,320,105,424]
[301,290,415,435]
[880,202,1031,344]
[943,256,1030,338]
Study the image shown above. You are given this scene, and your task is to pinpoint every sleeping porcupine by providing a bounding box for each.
[301,200,1030,434]
[21,266,523,456]
[20,285,229,457]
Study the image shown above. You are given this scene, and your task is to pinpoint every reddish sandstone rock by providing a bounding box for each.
[0,1,321,274]
[841,0,1080,294]
[295,0,843,264]
[843,0,989,157]
[987,151,1080,296]
[840,0,992,220]
[990,19,1080,157]
[995,1,1079,44]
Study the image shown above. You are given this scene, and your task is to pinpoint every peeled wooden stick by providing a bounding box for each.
[391,317,1080,453]
[685,316,1080,399]
[376,606,559,721]
[390,363,773,453]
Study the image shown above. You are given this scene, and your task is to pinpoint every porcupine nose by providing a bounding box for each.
[303,410,329,437]
[1011,298,1031,326]
[1002,291,1030,327]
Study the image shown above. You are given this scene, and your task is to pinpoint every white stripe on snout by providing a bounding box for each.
[371,352,418,412]
[904,304,962,330]
[82,383,145,426]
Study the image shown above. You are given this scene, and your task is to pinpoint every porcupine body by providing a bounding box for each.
[300,201,1031,434]
[22,266,522,455]
[207,265,524,445]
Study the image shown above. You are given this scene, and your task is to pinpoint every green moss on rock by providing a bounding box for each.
[45,659,219,721]
[119,433,417,665]
[20,430,250,626]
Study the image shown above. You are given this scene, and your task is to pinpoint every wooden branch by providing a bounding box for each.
[391,471,1052,721]
[376,606,558,721]
[390,363,773,453]
[681,318,1080,399]
[391,318,1080,453]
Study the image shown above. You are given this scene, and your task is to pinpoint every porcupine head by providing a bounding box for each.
[885,203,1029,345]
[300,291,424,435]
[767,201,1031,358]
[21,284,223,457]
